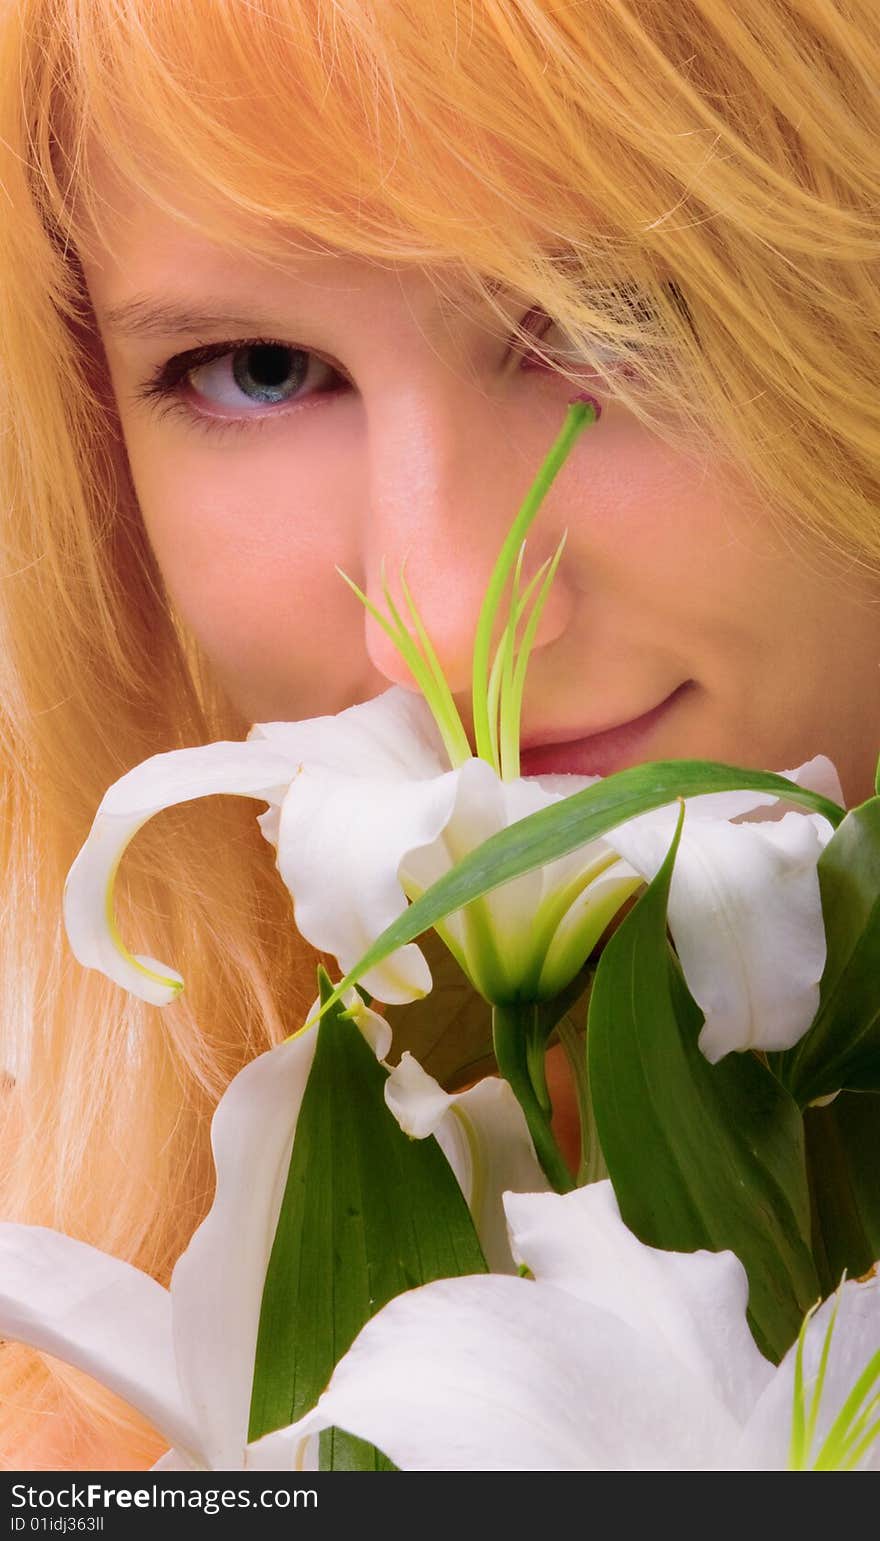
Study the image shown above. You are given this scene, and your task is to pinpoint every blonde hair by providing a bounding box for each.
[1,0,878,1465]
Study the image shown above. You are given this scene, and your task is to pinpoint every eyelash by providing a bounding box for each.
[132,337,345,440]
[132,310,624,440]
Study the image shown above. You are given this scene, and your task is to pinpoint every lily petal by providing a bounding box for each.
[170,1031,319,1468]
[279,1184,875,1471]
[274,765,461,1004]
[781,754,845,808]
[384,1052,451,1139]
[606,804,832,1060]
[504,1184,773,1425]
[63,742,296,1004]
[0,1225,201,1462]
[384,1055,549,1271]
[249,687,449,780]
[287,1273,741,1470]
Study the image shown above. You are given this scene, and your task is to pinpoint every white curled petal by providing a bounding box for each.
[385,1060,548,1272]
[669,813,829,1060]
[170,1032,318,1469]
[65,806,184,1006]
[284,1275,740,1470]
[0,1225,201,1463]
[505,1184,773,1425]
[275,764,462,1004]
[385,1052,452,1138]
[249,687,448,780]
[606,804,829,1060]
[733,1274,880,1471]
[344,994,393,1062]
[63,741,295,1004]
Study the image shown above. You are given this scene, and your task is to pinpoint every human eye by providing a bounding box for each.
[132,338,347,435]
[516,289,658,380]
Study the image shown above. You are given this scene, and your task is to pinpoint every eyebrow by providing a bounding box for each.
[100,297,296,340]
[100,279,510,342]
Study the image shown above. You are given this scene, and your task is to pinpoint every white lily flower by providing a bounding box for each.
[282,1180,880,1472]
[63,682,836,1061]
[253,688,643,1005]
[0,998,543,1469]
[63,686,641,1010]
[600,758,841,1061]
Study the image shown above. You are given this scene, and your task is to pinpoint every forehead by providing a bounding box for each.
[79,161,511,357]
[77,152,509,342]
[78,151,354,294]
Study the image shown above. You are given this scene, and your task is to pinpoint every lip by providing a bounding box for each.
[519,681,695,778]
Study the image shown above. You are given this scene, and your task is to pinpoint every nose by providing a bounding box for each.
[360,386,576,702]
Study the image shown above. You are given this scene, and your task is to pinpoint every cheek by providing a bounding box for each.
[580,416,711,562]
[122,424,368,719]
[567,415,763,618]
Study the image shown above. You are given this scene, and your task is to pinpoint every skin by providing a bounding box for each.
[79,175,880,808]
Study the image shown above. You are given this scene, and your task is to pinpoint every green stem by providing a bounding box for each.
[492,1001,574,1193]
[525,1014,551,1118]
[555,1007,608,1187]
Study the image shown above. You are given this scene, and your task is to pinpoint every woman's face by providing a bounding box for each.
[80,179,880,805]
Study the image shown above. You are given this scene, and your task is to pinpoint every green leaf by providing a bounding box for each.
[587,806,819,1363]
[805,1091,880,1297]
[316,759,843,1019]
[248,970,487,1468]
[773,798,880,1105]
